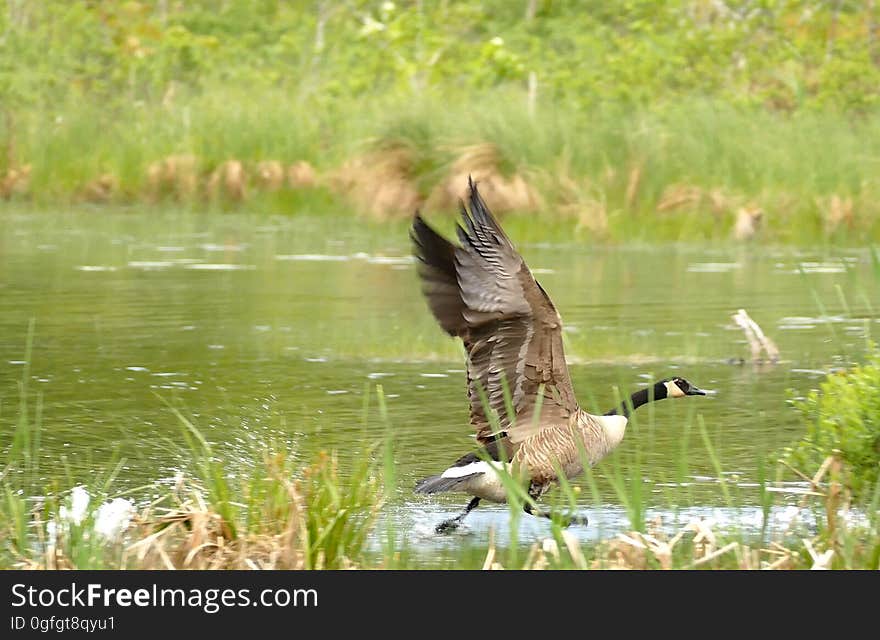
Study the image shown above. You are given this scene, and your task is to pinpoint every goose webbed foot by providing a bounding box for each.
[435,496,480,534]
[435,518,462,534]
[561,513,590,527]
[523,502,589,528]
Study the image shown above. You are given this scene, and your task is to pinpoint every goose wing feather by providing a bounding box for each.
[411,178,578,445]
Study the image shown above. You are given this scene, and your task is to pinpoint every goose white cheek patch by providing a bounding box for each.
[664,381,685,398]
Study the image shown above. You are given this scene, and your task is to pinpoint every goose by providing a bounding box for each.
[410,178,707,533]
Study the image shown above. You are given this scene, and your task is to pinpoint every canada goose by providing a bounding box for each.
[411,178,707,533]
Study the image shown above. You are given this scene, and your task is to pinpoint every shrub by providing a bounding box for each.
[784,351,880,498]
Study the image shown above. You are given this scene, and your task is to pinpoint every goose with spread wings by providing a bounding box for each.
[411,178,706,533]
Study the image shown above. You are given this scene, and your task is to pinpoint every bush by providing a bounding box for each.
[784,351,880,498]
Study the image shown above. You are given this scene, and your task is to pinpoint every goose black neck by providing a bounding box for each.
[604,383,667,418]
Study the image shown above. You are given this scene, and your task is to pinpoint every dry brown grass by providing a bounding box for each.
[79,173,119,203]
[141,156,318,204]
[9,451,380,570]
[818,194,854,234]
[573,199,609,236]
[146,154,198,201]
[1,163,31,199]
[483,515,834,570]
[207,159,246,201]
[733,204,764,240]
[624,162,643,210]
[552,173,608,235]
[8,500,309,571]
[287,160,318,188]
[330,145,422,219]
[706,187,741,217]
[653,182,748,225]
[655,183,765,240]
[254,160,285,191]
[129,448,381,571]
[126,494,308,570]
[592,519,736,570]
[6,455,869,571]
[656,182,704,212]
[428,143,542,214]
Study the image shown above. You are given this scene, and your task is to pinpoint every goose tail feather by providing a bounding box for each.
[414,474,475,495]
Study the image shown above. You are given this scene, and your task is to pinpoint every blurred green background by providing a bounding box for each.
[2,1,880,243]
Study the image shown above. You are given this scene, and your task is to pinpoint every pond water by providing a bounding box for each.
[1,208,876,559]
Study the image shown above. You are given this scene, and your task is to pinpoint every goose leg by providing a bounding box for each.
[524,483,589,527]
[435,497,481,534]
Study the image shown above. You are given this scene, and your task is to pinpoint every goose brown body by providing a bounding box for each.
[412,178,620,491]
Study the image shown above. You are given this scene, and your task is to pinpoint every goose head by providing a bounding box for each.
[659,377,706,399]
[605,376,709,417]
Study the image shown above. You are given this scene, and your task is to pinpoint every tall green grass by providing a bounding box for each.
[0,321,130,568]
[7,91,880,244]
[163,395,382,569]
[2,324,878,569]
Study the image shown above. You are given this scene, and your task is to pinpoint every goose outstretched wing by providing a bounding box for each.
[411,178,578,445]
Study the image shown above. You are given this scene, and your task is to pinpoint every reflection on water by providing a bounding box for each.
[1,209,877,557]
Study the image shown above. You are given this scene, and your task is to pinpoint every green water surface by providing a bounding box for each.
[1,208,876,551]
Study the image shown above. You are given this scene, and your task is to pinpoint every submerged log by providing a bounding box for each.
[732,308,779,364]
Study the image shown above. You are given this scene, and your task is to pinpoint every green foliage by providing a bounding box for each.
[4,1,880,112]
[299,450,381,570]
[2,1,880,242]
[171,401,382,569]
[784,351,880,498]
